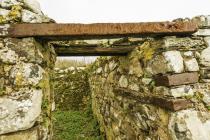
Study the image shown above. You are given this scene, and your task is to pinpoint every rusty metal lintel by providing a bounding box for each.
[0,21,198,40]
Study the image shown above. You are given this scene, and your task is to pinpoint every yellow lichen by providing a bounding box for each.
[15,73,23,86]
[129,41,155,65]
[8,5,22,22]
[0,15,7,24]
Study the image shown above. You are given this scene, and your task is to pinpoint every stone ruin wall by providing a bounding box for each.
[54,67,90,111]
[1,0,210,140]
[0,1,56,140]
[89,16,210,140]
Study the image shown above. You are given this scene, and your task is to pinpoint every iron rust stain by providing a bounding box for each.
[4,21,198,39]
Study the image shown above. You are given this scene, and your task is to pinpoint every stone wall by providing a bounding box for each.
[89,16,210,140]
[0,1,56,140]
[54,67,90,111]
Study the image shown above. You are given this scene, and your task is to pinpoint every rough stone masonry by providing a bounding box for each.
[0,0,56,140]
[1,0,210,140]
[89,16,210,140]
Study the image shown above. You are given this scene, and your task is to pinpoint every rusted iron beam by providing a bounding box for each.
[154,72,199,87]
[114,88,193,111]
[54,45,135,56]
[0,22,198,40]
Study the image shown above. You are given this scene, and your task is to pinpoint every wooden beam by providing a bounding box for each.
[54,45,135,56]
[114,88,193,111]
[0,21,198,40]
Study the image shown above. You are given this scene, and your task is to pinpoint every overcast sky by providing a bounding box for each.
[37,0,210,23]
[36,0,210,62]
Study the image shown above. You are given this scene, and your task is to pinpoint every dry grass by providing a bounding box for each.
[55,59,87,69]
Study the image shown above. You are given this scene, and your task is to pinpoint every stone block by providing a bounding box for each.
[0,88,42,135]
[200,67,210,79]
[23,0,42,14]
[4,38,44,64]
[119,75,128,88]
[170,85,194,98]
[10,63,44,87]
[154,72,199,87]
[0,48,18,64]
[200,47,210,67]
[163,51,184,73]
[0,0,22,8]
[146,55,169,75]
[169,110,210,140]
[184,58,199,72]
[163,36,204,50]
[194,29,210,36]
[0,126,39,140]
[21,9,51,23]
[204,37,210,47]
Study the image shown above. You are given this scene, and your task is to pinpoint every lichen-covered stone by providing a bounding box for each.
[23,0,42,14]
[169,110,210,140]
[4,38,44,64]
[184,58,199,72]
[170,85,194,98]
[10,63,44,87]
[119,75,128,88]
[194,29,210,36]
[0,0,22,8]
[204,37,210,47]
[200,47,210,67]
[163,36,205,50]
[0,89,42,135]
[0,48,18,64]
[21,9,51,23]
[163,51,184,73]
[0,127,39,140]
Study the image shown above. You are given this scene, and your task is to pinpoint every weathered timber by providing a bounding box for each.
[0,22,198,40]
[154,72,199,87]
[114,88,193,111]
[54,46,136,56]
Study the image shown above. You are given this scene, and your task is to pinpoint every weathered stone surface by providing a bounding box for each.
[146,55,170,76]
[0,127,39,140]
[170,85,194,98]
[0,89,42,135]
[200,47,210,67]
[0,48,18,64]
[153,86,194,98]
[21,9,51,23]
[204,37,210,47]
[0,0,22,8]
[163,36,204,50]
[119,75,128,88]
[10,63,44,87]
[154,72,199,87]
[169,110,210,140]
[108,61,117,71]
[184,58,199,72]
[0,8,10,17]
[23,0,42,14]
[194,29,210,36]
[128,83,139,91]
[192,15,208,27]
[163,51,184,73]
[129,58,143,77]
[4,38,44,64]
